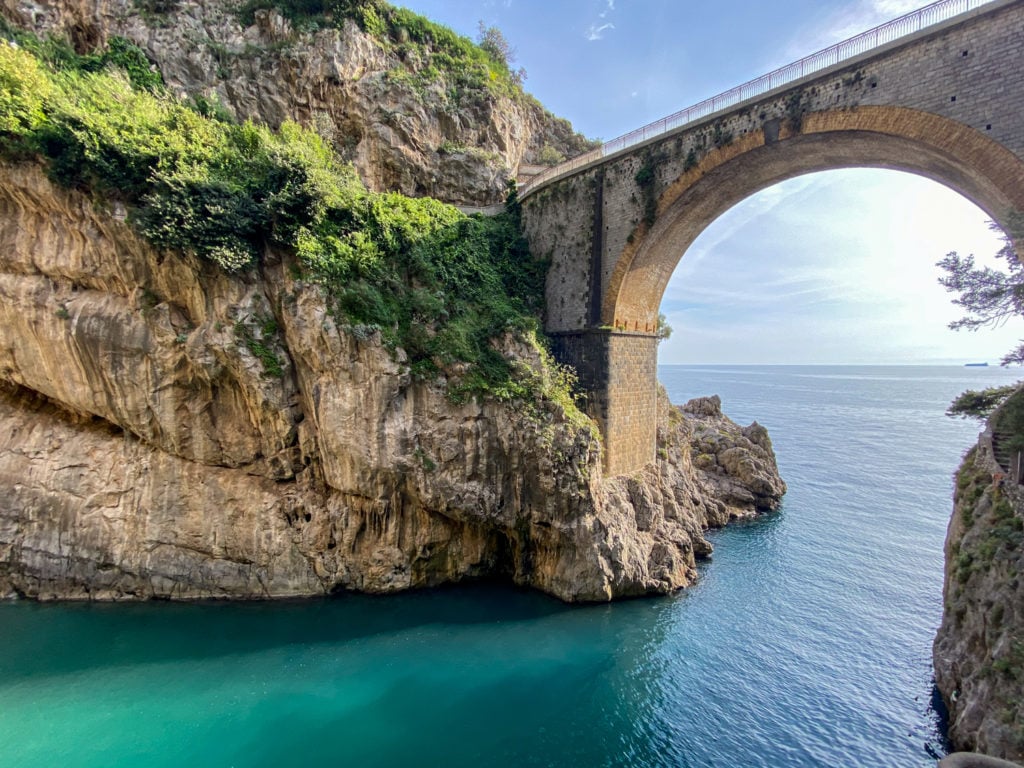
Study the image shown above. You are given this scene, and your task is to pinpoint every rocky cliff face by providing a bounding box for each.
[0,0,592,205]
[0,162,785,602]
[934,433,1024,762]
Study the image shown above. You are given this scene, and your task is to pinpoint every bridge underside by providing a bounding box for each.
[608,107,1024,331]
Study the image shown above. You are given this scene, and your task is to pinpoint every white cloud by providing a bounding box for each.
[830,0,924,39]
[657,169,1020,365]
[776,0,957,65]
[587,0,616,41]
[871,0,928,17]
[668,175,819,285]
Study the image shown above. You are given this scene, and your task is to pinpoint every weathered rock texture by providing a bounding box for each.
[0,163,786,602]
[0,162,785,602]
[0,0,593,205]
[935,428,1024,762]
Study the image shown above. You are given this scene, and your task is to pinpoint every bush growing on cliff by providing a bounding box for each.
[0,17,163,92]
[994,388,1024,453]
[0,43,51,134]
[0,33,566,405]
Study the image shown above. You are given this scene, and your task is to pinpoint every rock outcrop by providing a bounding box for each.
[0,163,785,603]
[935,425,1024,762]
[0,0,593,205]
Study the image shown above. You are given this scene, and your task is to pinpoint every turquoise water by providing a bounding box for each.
[1,365,1019,767]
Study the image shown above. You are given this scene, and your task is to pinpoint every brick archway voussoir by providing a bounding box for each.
[604,106,1024,329]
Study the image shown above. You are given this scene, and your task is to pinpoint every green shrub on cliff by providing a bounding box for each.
[0,34,567,406]
[0,43,51,134]
[0,17,162,92]
[948,385,1024,453]
[994,388,1024,453]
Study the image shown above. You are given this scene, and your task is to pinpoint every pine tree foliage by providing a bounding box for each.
[937,212,1024,365]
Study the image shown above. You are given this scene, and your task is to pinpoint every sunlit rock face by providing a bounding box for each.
[0,164,784,602]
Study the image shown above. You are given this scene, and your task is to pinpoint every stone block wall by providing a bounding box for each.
[552,330,658,475]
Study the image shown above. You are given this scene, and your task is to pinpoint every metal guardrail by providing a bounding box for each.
[519,0,997,197]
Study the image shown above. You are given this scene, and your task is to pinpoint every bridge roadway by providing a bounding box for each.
[519,0,1024,475]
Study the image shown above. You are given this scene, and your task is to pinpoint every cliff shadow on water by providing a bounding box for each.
[0,583,573,684]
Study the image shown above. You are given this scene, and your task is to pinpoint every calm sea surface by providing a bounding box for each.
[1,365,1019,767]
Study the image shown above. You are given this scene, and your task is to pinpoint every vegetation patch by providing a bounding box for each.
[785,90,806,132]
[234,314,285,378]
[634,152,659,227]
[682,147,698,172]
[412,447,436,472]
[0,30,585,410]
[991,639,1024,681]
[537,144,565,166]
[0,19,162,92]
[436,140,501,165]
[994,388,1024,454]
[711,121,733,149]
[953,448,1024,584]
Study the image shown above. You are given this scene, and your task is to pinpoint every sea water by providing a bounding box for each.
[0,365,1019,768]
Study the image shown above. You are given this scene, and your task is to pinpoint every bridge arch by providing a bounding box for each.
[605,106,1024,331]
[521,0,1024,474]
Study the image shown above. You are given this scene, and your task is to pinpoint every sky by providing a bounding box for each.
[395,0,1021,364]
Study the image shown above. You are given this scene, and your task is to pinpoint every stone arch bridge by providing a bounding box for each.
[519,0,1024,475]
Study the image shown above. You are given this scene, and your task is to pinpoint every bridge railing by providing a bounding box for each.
[519,0,995,197]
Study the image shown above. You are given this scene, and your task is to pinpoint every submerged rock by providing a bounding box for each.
[0,164,785,603]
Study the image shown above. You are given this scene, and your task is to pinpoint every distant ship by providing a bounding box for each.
[964,362,989,367]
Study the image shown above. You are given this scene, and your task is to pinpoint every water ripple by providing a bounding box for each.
[0,365,1016,767]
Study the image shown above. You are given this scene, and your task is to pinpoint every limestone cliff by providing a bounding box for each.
[0,162,785,602]
[0,0,593,205]
[935,421,1024,762]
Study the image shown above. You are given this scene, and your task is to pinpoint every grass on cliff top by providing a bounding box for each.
[0,32,588,414]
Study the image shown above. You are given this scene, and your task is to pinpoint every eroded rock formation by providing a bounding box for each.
[0,163,785,602]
